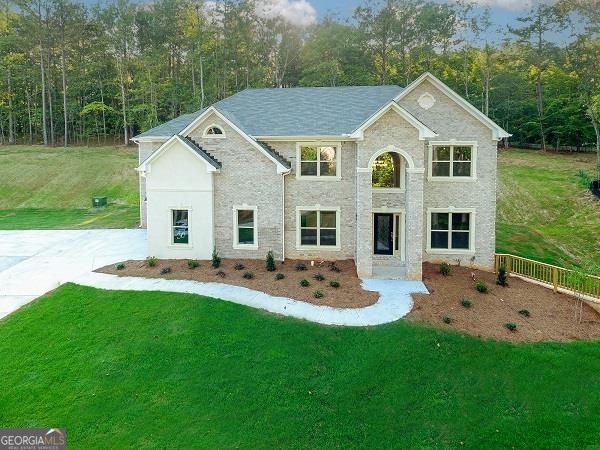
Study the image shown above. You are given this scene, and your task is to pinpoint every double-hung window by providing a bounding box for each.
[428,210,473,252]
[172,209,189,245]
[233,207,257,248]
[297,208,339,249]
[298,144,339,178]
[429,142,476,179]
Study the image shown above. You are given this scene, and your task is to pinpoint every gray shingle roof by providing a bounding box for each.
[134,85,403,139]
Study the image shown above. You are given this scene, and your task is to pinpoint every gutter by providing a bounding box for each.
[281,169,292,262]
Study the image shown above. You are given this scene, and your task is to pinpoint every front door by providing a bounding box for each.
[374,213,394,255]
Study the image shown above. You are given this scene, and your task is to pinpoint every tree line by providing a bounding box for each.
[0,0,598,153]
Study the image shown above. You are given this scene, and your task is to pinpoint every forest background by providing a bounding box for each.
[0,0,598,153]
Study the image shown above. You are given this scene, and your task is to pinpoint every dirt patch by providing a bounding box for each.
[407,263,600,342]
[98,259,600,342]
[100,258,378,308]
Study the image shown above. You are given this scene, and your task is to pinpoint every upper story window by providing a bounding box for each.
[297,144,340,179]
[372,152,405,189]
[203,125,225,138]
[429,142,476,180]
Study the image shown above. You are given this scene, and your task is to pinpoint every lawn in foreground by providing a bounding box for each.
[1,284,600,449]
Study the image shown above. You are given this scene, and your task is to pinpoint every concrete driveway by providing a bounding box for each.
[0,229,147,319]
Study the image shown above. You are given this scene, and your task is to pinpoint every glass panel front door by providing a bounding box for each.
[374,213,393,255]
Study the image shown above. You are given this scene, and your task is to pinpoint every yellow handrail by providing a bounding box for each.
[494,254,600,300]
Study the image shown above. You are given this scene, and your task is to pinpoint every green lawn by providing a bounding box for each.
[0,145,139,229]
[497,148,600,269]
[2,284,600,449]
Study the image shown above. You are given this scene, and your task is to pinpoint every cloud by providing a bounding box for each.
[254,0,317,27]
[467,0,557,11]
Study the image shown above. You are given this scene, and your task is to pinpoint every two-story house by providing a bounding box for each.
[133,72,510,280]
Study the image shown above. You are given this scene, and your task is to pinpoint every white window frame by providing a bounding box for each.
[296,206,341,251]
[170,208,192,247]
[233,205,258,249]
[202,124,226,138]
[426,208,475,254]
[296,142,341,180]
[428,141,477,181]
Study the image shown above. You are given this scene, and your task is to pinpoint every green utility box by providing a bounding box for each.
[92,196,107,207]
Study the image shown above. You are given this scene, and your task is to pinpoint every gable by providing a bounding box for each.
[396,73,510,141]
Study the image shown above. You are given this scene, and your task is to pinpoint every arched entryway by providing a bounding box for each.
[368,146,413,277]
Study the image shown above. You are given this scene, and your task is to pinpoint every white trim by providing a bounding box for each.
[137,135,220,174]
[367,144,416,170]
[180,107,289,174]
[349,102,437,141]
[426,207,476,254]
[202,124,226,138]
[233,205,258,250]
[296,142,341,180]
[427,141,477,181]
[132,136,171,143]
[295,206,341,251]
[170,207,192,247]
[395,72,511,141]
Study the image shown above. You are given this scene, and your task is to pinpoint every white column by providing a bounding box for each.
[405,167,425,280]
[355,167,373,278]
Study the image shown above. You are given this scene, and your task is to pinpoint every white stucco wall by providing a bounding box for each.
[145,141,215,259]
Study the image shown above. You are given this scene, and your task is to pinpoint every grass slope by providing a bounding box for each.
[497,149,600,268]
[0,146,139,229]
[2,284,600,449]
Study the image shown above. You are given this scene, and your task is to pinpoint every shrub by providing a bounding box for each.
[496,264,508,286]
[442,315,452,324]
[460,298,472,308]
[242,271,254,279]
[115,262,125,270]
[313,290,324,299]
[234,262,245,270]
[295,262,307,271]
[475,281,488,293]
[440,262,451,276]
[216,270,226,278]
[160,267,172,274]
[313,272,325,281]
[299,279,310,287]
[187,259,199,269]
[275,273,285,280]
[146,256,157,267]
[211,247,221,268]
[329,263,341,273]
[265,250,276,272]
[329,280,340,288]
[505,322,517,331]
[518,309,531,317]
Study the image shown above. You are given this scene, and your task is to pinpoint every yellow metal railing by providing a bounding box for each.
[494,254,600,301]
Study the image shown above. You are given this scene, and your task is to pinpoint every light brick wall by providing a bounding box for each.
[398,79,497,270]
[187,116,284,260]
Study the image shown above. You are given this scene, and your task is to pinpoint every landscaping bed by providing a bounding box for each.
[98,259,600,342]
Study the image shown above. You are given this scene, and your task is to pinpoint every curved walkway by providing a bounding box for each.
[0,230,428,326]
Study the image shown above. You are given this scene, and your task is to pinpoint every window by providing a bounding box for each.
[203,125,225,137]
[298,144,339,178]
[428,211,473,252]
[372,152,404,189]
[234,207,257,248]
[429,143,475,179]
[297,208,339,248]
[172,210,189,244]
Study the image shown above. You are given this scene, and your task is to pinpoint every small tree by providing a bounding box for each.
[496,264,508,286]
[265,250,276,272]
[211,247,221,268]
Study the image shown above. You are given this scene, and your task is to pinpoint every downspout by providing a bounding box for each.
[281,169,292,262]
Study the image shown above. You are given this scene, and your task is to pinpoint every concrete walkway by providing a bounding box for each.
[0,230,428,326]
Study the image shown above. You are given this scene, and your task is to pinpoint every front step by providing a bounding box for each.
[371,265,408,280]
